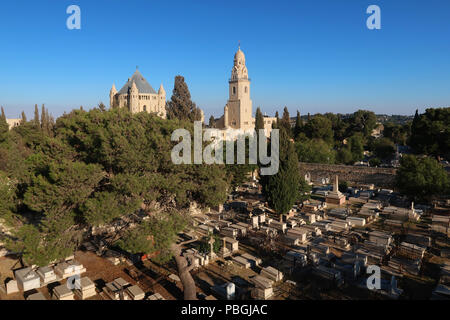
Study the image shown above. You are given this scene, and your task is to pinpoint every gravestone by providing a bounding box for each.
[6,280,19,294]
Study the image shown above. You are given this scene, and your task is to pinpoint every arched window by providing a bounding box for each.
[245,86,248,93]
[233,87,236,95]
[143,105,147,112]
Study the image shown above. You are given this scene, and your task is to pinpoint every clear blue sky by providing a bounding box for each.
[0,0,449,120]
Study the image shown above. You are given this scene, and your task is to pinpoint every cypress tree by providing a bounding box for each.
[411,109,419,132]
[261,125,303,216]
[34,104,40,128]
[208,115,215,128]
[0,106,6,122]
[255,107,264,131]
[281,106,291,137]
[294,110,303,139]
[0,107,8,135]
[166,75,202,122]
[272,111,280,129]
[21,111,27,124]
[41,104,46,131]
[254,107,266,166]
[45,108,53,135]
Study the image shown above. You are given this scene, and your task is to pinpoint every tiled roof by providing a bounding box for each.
[118,69,157,94]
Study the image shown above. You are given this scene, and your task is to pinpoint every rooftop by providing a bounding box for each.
[118,69,157,95]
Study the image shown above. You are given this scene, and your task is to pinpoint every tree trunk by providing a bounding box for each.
[170,243,197,300]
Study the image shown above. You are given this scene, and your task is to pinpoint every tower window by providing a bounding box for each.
[233,87,236,95]
[245,86,248,93]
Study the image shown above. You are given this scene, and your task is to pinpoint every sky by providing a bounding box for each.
[0,0,449,120]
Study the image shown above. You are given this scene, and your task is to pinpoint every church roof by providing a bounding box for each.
[118,69,157,94]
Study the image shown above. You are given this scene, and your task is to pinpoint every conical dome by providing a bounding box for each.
[119,69,156,94]
[234,47,246,66]
[158,83,165,95]
[130,81,138,93]
[110,83,117,94]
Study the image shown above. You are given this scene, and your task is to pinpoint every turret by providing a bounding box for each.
[158,83,166,96]
[110,84,117,108]
[129,81,139,113]
[157,83,167,118]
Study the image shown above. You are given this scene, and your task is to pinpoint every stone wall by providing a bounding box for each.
[299,162,397,189]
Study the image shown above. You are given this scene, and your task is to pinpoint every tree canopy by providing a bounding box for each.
[166,75,203,122]
[0,107,232,266]
[396,155,449,202]
[261,126,310,215]
[409,107,450,159]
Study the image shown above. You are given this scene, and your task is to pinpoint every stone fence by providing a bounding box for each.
[299,162,397,189]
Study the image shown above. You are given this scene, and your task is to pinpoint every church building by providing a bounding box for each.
[109,69,166,119]
[215,46,276,137]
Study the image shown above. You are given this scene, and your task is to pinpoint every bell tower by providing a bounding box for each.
[226,44,252,130]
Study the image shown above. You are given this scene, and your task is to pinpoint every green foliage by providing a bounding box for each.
[80,191,138,227]
[338,180,348,193]
[295,138,335,164]
[255,107,264,131]
[347,110,377,138]
[409,108,450,159]
[323,113,348,144]
[224,136,258,188]
[372,137,395,160]
[166,75,202,122]
[272,111,280,129]
[369,157,381,167]
[23,160,104,216]
[383,122,410,145]
[261,127,309,215]
[0,171,15,221]
[98,102,107,112]
[0,107,8,142]
[396,155,450,201]
[303,115,334,145]
[280,107,291,137]
[348,133,365,161]
[336,147,354,165]
[208,115,215,128]
[8,224,77,267]
[293,111,303,139]
[1,107,230,266]
[298,110,379,165]
[336,134,364,164]
[197,233,222,254]
[117,210,188,263]
[21,111,27,124]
